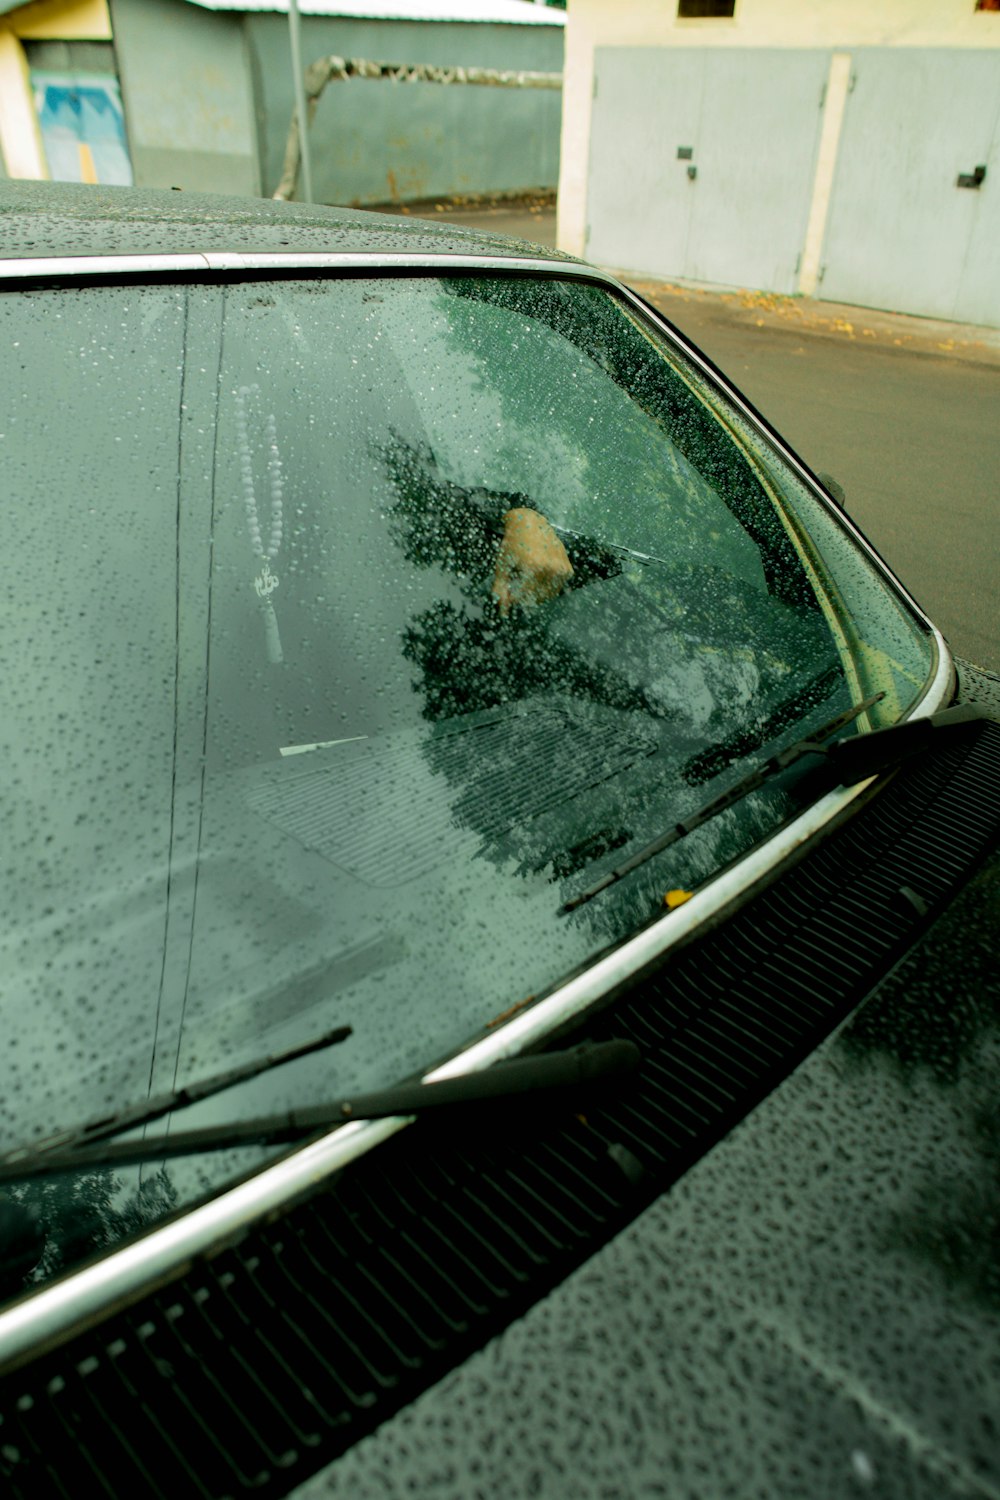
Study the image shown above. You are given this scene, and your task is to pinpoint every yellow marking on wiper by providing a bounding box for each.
[280,735,369,757]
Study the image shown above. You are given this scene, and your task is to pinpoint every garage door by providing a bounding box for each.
[586,47,829,294]
[818,50,1000,326]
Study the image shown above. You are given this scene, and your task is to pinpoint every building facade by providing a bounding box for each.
[558,0,1000,326]
[0,0,564,205]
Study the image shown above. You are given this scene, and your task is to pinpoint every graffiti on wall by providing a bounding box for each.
[32,73,133,186]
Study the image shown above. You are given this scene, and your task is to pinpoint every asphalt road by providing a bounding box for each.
[403,199,998,673]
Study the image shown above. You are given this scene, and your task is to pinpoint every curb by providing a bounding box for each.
[617,274,1000,370]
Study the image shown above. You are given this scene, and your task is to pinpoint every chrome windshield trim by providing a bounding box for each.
[0,1114,410,1374]
[0,246,953,1372]
[0,632,952,1373]
[201,251,581,274]
[0,253,216,279]
[0,250,587,281]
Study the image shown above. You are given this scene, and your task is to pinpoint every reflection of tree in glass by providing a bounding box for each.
[375,277,849,931]
[377,433,821,941]
[380,432,656,724]
[2,1167,178,1297]
[839,859,1000,1310]
[842,862,1000,1084]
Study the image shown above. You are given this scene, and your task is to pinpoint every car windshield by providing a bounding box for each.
[0,271,934,1295]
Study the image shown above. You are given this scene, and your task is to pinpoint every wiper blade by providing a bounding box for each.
[0,1023,353,1173]
[805,700,989,781]
[0,1040,639,1182]
[563,698,990,915]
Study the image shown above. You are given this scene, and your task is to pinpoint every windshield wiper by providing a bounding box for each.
[563,698,990,914]
[0,1023,353,1176]
[0,1040,639,1182]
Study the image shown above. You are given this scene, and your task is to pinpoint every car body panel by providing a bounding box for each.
[0,182,577,264]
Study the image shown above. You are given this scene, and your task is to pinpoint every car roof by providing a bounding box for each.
[0,181,575,264]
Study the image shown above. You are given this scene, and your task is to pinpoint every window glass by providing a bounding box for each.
[678,0,736,17]
[0,274,935,1295]
[0,285,188,1237]
[657,325,937,726]
[186,274,932,1097]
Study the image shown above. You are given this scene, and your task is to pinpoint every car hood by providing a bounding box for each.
[291,841,1000,1500]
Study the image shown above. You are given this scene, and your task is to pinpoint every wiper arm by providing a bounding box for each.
[0,1040,639,1182]
[563,698,990,915]
[0,1023,353,1174]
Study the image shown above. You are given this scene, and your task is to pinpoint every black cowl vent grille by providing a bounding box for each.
[2,721,999,1500]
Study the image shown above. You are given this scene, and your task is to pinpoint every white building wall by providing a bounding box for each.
[558,0,1000,261]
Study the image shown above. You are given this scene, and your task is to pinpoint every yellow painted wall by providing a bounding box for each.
[557,0,1000,256]
[0,29,45,177]
[6,0,110,42]
[0,0,112,179]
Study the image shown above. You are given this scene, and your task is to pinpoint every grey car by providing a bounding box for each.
[0,182,997,1500]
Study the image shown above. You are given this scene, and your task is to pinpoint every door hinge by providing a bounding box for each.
[819,82,827,108]
[848,72,857,93]
[592,74,598,99]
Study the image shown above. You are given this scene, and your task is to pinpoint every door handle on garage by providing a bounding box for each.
[956,164,986,189]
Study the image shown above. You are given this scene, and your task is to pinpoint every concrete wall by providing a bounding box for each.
[559,0,1000,258]
[246,13,563,204]
[110,0,259,194]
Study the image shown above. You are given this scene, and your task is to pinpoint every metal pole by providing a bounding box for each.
[287,0,314,202]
